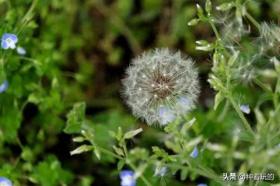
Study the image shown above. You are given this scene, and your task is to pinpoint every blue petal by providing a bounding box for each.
[17,46,26,55]
[190,146,199,158]
[0,177,12,186]
[9,34,18,43]
[2,33,18,43]
[197,184,208,186]
[1,40,9,49]
[158,106,176,125]
[0,80,9,93]
[120,170,136,186]
[240,104,250,114]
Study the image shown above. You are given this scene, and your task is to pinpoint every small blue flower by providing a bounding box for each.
[0,177,12,186]
[1,33,18,49]
[120,170,136,186]
[154,166,168,177]
[240,104,250,114]
[190,146,199,158]
[176,96,193,112]
[0,80,8,93]
[197,184,207,186]
[158,106,176,125]
[16,46,26,55]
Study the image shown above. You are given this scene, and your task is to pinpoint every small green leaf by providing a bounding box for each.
[124,128,143,139]
[113,145,124,156]
[216,3,235,11]
[196,4,205,19]
[205,0,212,14]
[70,145,93,155]
[188,18,200,26]
[72,136,86,143]
[64,102,86,134]
[117,160,125,171]
[214,92,224,110]
[94,147,101,160]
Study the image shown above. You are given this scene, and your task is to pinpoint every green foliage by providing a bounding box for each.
[0,0,279,186]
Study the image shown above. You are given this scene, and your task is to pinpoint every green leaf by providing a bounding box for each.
[196,4,205,20]
[64,102,86,134]
[205,0,212,14]
[216,3,235,11]
[124,128,143,139]
[188,18,200,26]
[214,92,224,110]
[70,145,93,155]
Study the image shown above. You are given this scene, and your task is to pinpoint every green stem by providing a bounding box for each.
[98,146,152,186]
[128,162,153,186]
[209,21,221,41]
[245,12,261,31]
[228,97,255,139]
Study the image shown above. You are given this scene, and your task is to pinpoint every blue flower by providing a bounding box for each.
[0,177,12,186]
[0,80,8,93]
[190,146,199,158]
[158,106,176,126]
[197,184,207,186]
[1,33,18,49]
[240,104,250,114]
[154,166,168,177]
[176,96,193,112]
[120,170,136,186]
[16,46,26,55]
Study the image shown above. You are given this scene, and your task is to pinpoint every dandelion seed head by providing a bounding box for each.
[122,48,200,125]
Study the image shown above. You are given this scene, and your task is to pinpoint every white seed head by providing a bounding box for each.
[122,48,200,126]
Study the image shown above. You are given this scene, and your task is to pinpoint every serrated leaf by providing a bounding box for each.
[64,102,86,134]
[124,128,143,139]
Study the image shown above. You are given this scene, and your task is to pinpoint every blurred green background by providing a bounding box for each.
[0,0,280,185]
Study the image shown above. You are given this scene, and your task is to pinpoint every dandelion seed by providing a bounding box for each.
[0,177,12,186]
[190,146,199,158]
[1,33,18,49]
[122,48,200,125]
[0,80,8,93]
[16,46,26,55]
[240,104,250,114]
[120,170,136,186]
